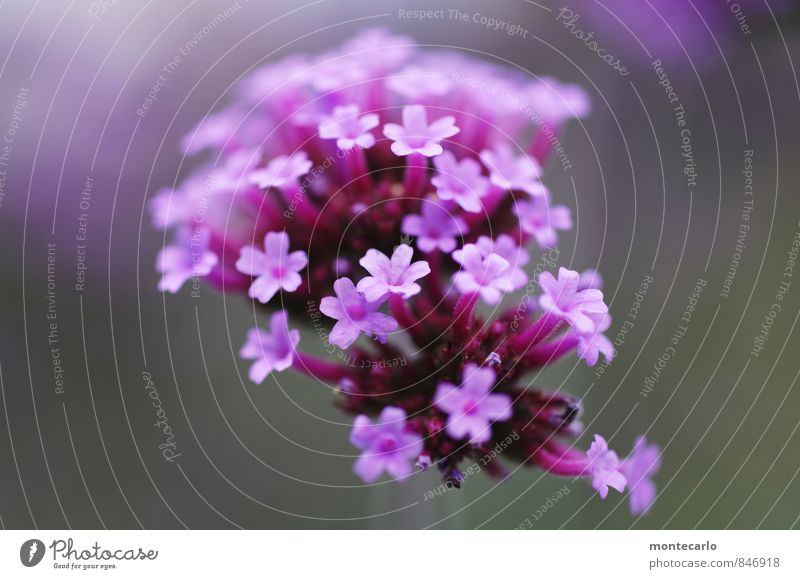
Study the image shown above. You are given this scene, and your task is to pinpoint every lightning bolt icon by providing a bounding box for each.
[28,542,38,562]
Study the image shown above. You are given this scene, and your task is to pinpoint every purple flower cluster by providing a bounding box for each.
[151,29,659,515]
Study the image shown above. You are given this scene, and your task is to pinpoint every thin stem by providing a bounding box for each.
[533,445,588,477]
[390,294,428,347]
[390,294,416,329]
[402,152,428,199]
[427,250,445,302]
[281,184,319,225]
[524,333,579,366]
[480,185,507,219]
[293,351,353,383]
[528,124,561,165]
[347,146,371,195]
[464,185,506,230]
[511,312,563,350]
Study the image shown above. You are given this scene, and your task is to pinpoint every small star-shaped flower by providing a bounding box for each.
[383,105,459,157]
[357,244,431,302]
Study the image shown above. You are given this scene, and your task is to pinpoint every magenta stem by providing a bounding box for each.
[347,147,372,195]
[402,153,428,199]
[464,185,506,230]
[427,250,445,302]
[524,334,579,365]
[512,312,563,350]
[293,351,353,383]
[533,445,588,477]
[389,294,416,329]
[528,123,562,165]
[281,184,320,225]
[480,185,507,217]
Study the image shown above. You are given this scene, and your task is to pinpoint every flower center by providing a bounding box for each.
[271,265,285,279]
[463,398,480,415]
[475,268,497,287]
[347,303,367,321]
[376,436,398,454]
[341,119,361,137]
[405,133,429,148]
[425,226,441,239]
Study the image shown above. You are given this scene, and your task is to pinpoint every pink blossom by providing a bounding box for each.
[383,105,459,157]
[525,77,591,125]
[480,143,547,197]
[538,267,609,334]
[157,228,218,293]
[240,311,300,383]
[318,105,379,150]
[386,66,451,100]
[513,194,572,248]
[586,434,627,499]
[622,436,661,515]
[178,107,270,157]
[401,200,466,254]
[311,52,370,92]
[152,185,201,229]
[578,268,603,290]
[431,151,491,213]
[235,231,308,304]
[350,406,423,482]
[475,234,529,291]
[180,109,239,156]
[356,244,430,302]
[452,244,515,305]
[235,55,312,105]
[433,364,512,444]
[575,312,615,367]
[249,152,312,189]
[149,171,208,231]
[319,278,398,348]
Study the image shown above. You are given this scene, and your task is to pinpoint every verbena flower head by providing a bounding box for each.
[151,28,658,515]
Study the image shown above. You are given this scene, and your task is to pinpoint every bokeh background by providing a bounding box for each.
[1,0,799,529]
